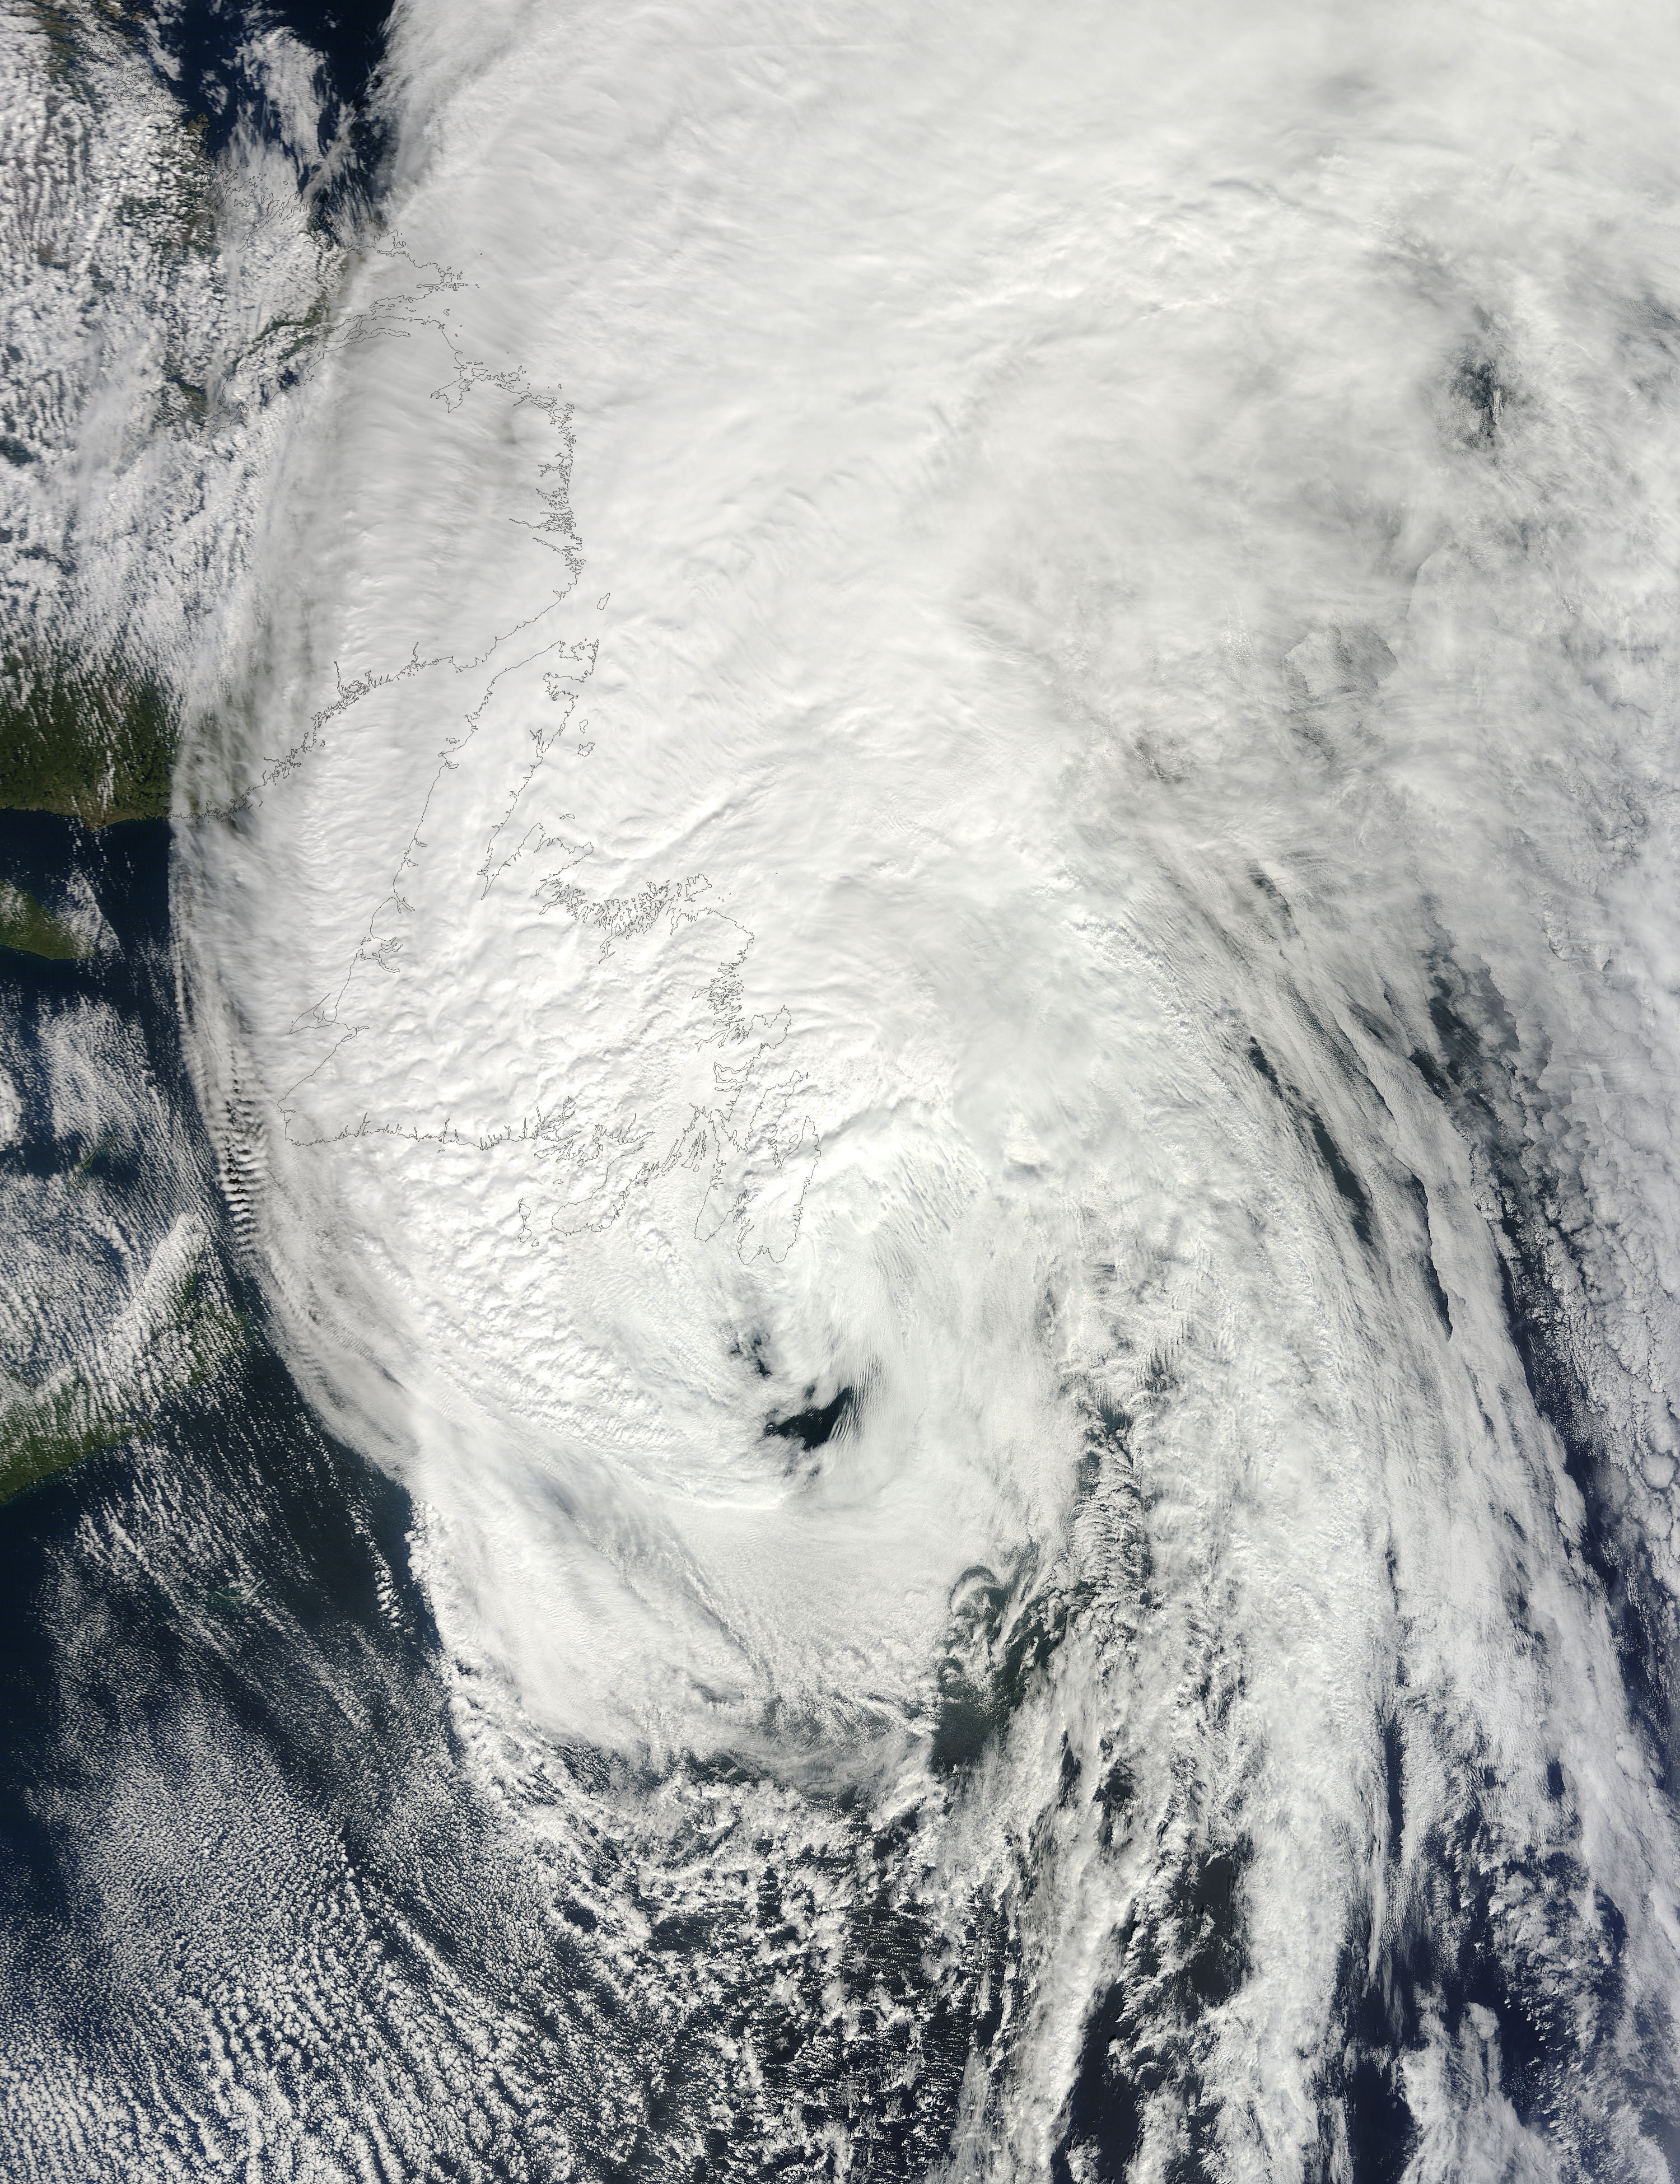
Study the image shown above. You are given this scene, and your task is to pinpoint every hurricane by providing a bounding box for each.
[4,1,1680,2178]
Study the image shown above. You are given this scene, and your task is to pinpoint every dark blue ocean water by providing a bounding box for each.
[0,806,455,2036]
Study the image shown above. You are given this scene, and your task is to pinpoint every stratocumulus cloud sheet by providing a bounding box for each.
[7,0,1680,2176]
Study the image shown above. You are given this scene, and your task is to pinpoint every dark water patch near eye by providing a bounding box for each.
[1446,323,1521,452]
[1453,356,1508,442]
[764,1383,853,1452]
[731,1328,773,1377]
[930,1662,1000,1775]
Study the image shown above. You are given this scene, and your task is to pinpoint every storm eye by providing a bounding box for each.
[732,1330,773,1378]
[763,1386,855,1453]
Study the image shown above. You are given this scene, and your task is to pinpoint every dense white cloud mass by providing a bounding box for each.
[0,0,340,708]
[164,0,1680,2173]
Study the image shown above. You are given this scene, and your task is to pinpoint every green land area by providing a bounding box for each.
[0,650,213,1505]
[0,1376,142,1503]
[0,1268,247,1505]
[0,880,91,959]
[0,661,174,828]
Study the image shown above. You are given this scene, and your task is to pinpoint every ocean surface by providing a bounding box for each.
[4,2,1680,2178]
